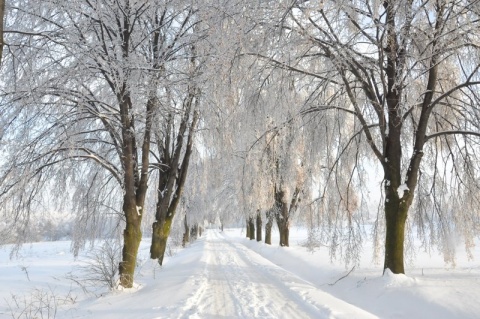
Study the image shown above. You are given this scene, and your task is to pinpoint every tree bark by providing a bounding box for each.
[191,224,198,240]
[248,217,255,240]
[276,218,289,247]
[150,216,173,266]
[246,219,250,238]
[182,215,189,247]
[256,211,262,242]
[274,187,300,247]
[280,226,289,247]
[384,202,408,274]
[265,210,273,245]
[119,208,142,288]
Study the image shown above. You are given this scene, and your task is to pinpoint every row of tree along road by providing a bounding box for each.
[1,0,480,287]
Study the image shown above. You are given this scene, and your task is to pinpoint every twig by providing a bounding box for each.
[20,265,30,281]
[328,266,355,286]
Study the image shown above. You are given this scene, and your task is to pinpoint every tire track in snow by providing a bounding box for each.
[176,230,332,318]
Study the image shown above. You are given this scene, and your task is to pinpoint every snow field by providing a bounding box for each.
[1,227,479,318]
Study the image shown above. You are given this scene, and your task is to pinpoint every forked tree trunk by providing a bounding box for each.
[150,107,199,264]
[118,92,152,288]
[380,77,415,274]
[148,48,199,266]
[256,212,262,242]
[248,217,255,240]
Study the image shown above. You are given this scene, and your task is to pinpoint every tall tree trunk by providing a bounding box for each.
[256,211,262,242]
[118,91,152,287]
[380,4,439,273]
[149,44,199,262]
[150,108,199,264]
[380,61,411,274]
[182,215,189,247]
[246,219,250,238]
[248,217,255,240]
[378,0,436,274]
[265,210,273,245]
[198,226,202,237]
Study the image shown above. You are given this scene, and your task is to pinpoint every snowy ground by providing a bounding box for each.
[1,228,479,318]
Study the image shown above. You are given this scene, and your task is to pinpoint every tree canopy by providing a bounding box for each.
[1,0,480,285]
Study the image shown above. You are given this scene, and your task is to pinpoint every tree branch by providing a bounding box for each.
[425,130,480,142]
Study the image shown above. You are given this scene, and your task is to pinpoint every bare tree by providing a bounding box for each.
[270,119,307,247]
[249,0,480,273]
[149,82,200,264]
[0,0,204,287]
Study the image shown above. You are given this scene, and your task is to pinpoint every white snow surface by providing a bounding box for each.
[397,184,409,199]
[1,228,480,318]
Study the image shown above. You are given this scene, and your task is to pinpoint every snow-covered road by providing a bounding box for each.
[3,228,480,318]
[172,230,377,319]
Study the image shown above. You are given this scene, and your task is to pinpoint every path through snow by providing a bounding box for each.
[3,228,479,318]
[171,230,377,319]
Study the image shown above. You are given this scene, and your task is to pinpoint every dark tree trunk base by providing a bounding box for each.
[151,219,172,266]
[265,212,273,245]
[248,217,255,240]
[256,212,262,242]
[278,223,289,247]
[384,199,408,274]
[119,222,142,288]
